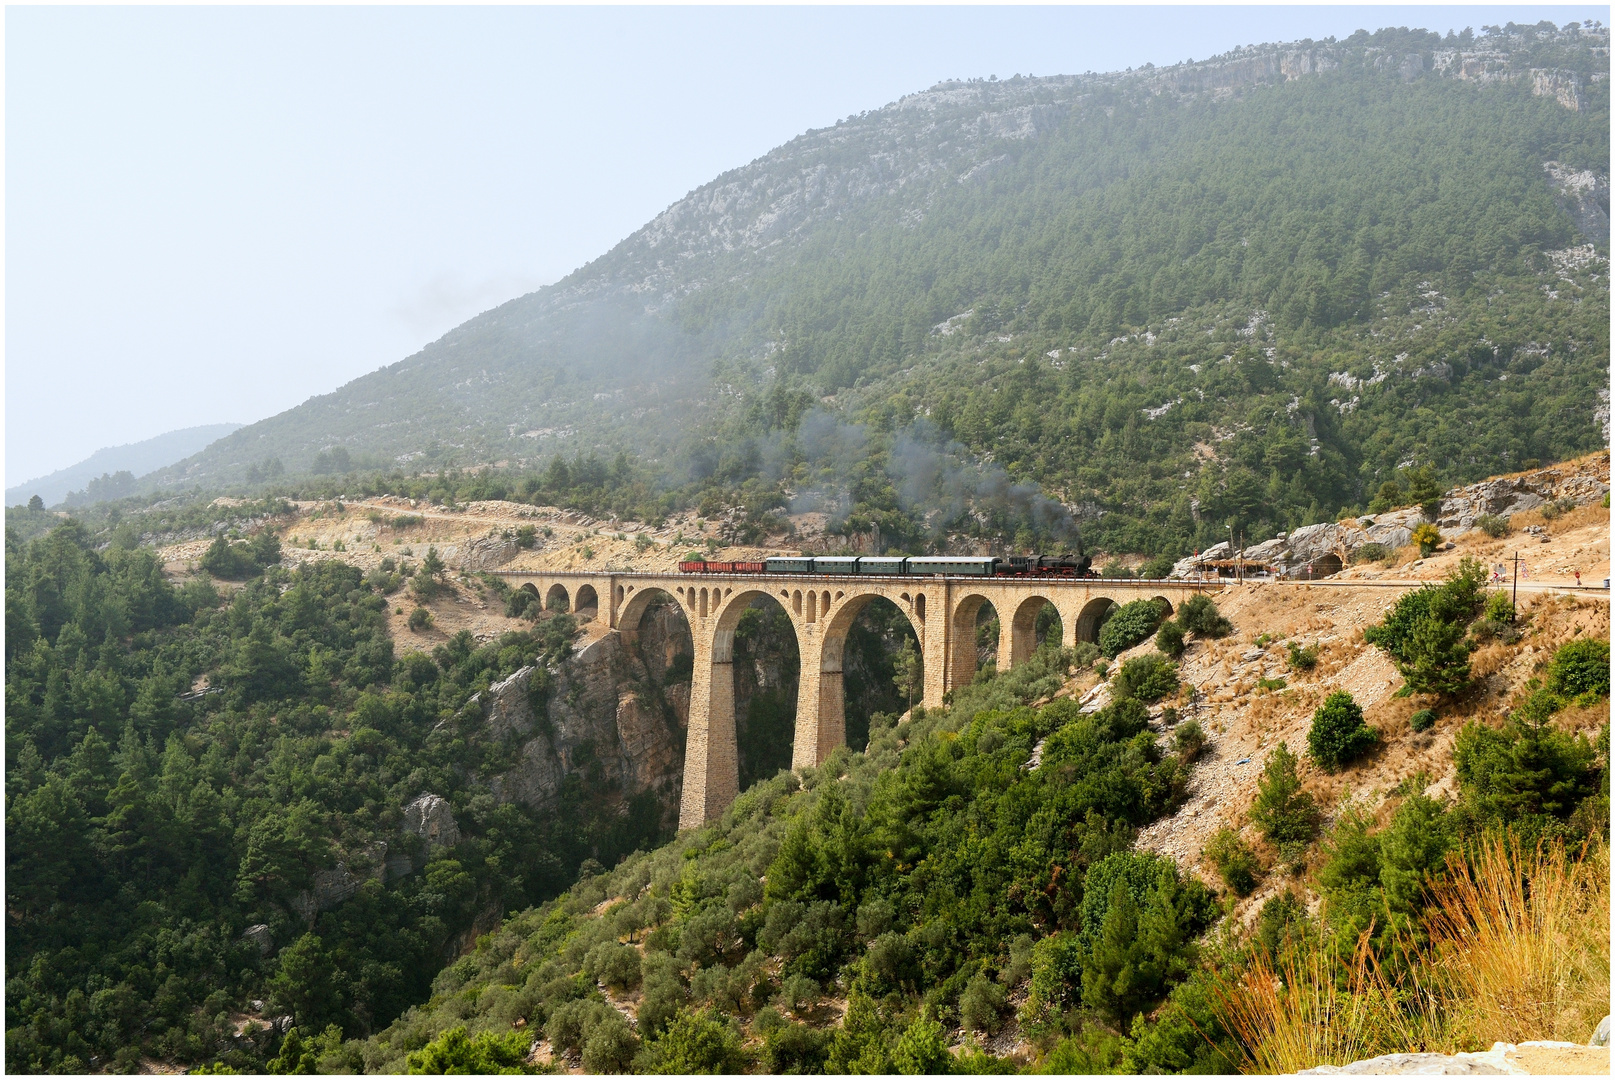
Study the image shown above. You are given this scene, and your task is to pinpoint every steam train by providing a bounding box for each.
[677,554,1095,578]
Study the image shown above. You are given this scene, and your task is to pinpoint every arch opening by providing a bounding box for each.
[545,583,570,613]
[948,595,1000,689]
[822,594,924,752]
[1075,597,1119,645]
[575,583,599,619]
[724,594,802,792]
[1009,596,1063,669]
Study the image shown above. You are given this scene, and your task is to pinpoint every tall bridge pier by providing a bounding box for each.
[496,571,1219,829]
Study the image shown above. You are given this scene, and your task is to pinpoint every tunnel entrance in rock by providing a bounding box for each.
[840,596,923,750]
[1296,553,1344,580]
[731,595,802,791]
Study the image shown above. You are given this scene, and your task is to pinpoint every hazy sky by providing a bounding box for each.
[7,5,1608,485]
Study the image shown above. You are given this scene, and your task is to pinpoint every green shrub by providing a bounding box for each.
[1251,891,1310,959]
[1099,598,1170,657]
[1455,718,1600,838]
[1353,542,1390,564]
[515,524,538,549]
[1076,855,1217,1025]
[1250,743,1319,855]
[1138,553,1176,579]
[405,1025,537,1074]
[1071,640,1101,670]
[893,1012,951,1074]
[1410,709,1437,733]
[581,1010,640,1073]
[1475,513,1510,537]
[1412,522,1441,556]
[1176,594,1232,638]
[1308,691,1378,771]
[1111,653,1179,704]
[1203,828,1261,896]
[505,588,537,619]
[634,1009,746,1073]
[1540,496,1578,520]
[199,532,282,580]
[1155,620,1186,658]
[1484,590,1514,624]
[959,973,1008,1034]
[1546,638,1610,701]
[1364,558,1486,697]
[757,1013,830,1074]
[1286,641,1319,671]
[584,941,642,992]
[1173,720,1205,762]
[408,607,434,631]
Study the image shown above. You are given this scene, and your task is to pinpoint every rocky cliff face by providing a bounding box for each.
[477,601,692,831]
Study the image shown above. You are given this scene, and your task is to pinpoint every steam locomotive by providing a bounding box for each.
[677,554,1095,578]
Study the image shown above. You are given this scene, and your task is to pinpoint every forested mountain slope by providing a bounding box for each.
[149,23,1609,559]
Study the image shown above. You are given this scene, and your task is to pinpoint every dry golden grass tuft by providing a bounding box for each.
[1509,501,1610,538]
[1430,836,1611,1048]
[1215,835,1611,1073]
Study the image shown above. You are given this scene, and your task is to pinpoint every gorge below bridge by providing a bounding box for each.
[495,570,1221,829]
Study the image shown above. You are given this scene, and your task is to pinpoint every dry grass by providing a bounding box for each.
[1215,834,1610,1073]
[1427,835,1610,1048]
[1216,929,1439,1074]
[1509,502,1610,538]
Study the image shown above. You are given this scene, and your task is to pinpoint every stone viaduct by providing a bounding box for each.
[495,570,1220,830]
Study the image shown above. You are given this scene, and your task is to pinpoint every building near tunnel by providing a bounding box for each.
[496,570,1218,829]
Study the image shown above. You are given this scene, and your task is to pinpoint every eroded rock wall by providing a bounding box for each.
[479,603,692,833]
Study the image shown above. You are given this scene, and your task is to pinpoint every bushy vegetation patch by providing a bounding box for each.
[1112,653,1181,704]
[1100,598,1171,658]
[1364,558,1487,697]
[3,521,663,1073]
[1308,691,1379,772]
[1175,594,1233,639]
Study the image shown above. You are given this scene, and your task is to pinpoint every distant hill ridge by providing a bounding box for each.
[8,423,242,508]
[143,22,1608,558]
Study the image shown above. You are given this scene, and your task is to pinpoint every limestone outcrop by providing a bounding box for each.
[1171,459,1609,580]
[403,794,462,851]
[478,601,689,824]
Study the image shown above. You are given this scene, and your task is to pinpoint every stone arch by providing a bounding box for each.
[519,582,539,598]
[1075,596,1118,644]
[1007,594,1061,669]
[1151,595,1174,618]
[618,585,680,643]
[575,583,599,617]
[545,583,570,613]
[681,588,808,829]
[802,589,926,771]
[948,593,1001,689]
